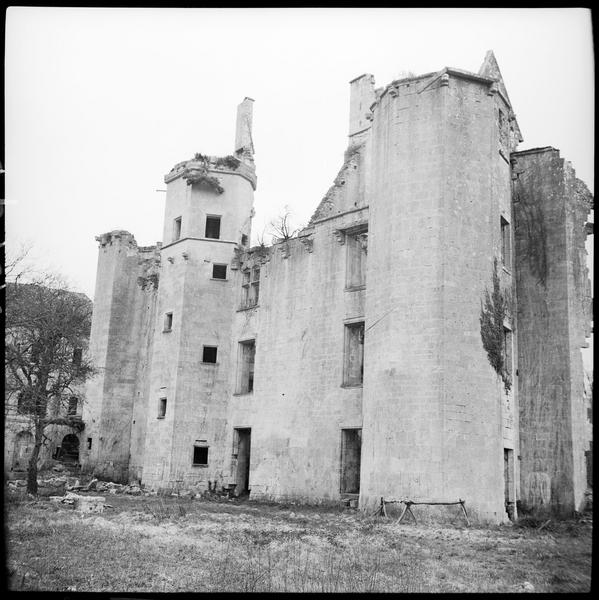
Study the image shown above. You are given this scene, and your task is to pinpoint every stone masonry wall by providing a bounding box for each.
[513,147,593,516]
[81,231,159,483]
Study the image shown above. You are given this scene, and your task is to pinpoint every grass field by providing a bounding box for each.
[4,492,592,593]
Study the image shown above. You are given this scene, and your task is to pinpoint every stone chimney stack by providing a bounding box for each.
[235,97,255,157]
[348,74,375,138]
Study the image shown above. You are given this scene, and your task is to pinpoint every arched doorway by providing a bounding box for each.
[12,431,34,471]
[59,434,80,463]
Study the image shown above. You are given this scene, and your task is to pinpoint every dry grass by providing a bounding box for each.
[4,492,592,593]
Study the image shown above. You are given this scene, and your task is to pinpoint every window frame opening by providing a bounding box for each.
[343,321,365,387]
[503,326,513,380]
[501,216,511,271]
[241,266,260,308]
[158,397,167,419]
[212,263,228,280]
[67,396,78,416]
[205,215,222,240]
[236,339,256,394]
[173,216,182,242]
[163,312,173,332]
[345,226,368,290]
[192,440,209,466]
[202,345,218,364]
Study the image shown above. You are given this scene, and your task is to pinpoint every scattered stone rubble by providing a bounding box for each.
[6,472,233,501]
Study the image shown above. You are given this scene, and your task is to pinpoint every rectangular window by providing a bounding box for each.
[67,396,78,416]
[343,321,365,386]
[173,217,182,242]
[164,312,173,332]
[202,346,218,363]
[205,215,221,239]
[241,266,260,308]
[501,216,511,270]
[212,264,227,280]
[237,340,256,394]
[72,348,82,367]
[241,234,248,246]
[346,230,367,289]
[503,327,513,379]
[193,441,209,466]
[158,397,167,418]
[87,437,92,450]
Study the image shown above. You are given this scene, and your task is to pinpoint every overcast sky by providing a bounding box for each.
[5,7,594,299]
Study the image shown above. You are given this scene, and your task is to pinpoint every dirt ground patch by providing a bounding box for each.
[4,492,592,593]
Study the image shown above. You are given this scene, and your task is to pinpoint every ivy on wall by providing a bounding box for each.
[480,258,512,393]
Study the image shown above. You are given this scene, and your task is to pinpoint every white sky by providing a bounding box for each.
[5,7,594,299]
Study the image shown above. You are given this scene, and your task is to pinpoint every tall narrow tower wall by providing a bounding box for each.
[513,147,593,516]
[81,231,159,483]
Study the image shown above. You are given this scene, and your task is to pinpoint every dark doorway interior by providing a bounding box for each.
[340,428,362,494]
[234,428,251,496]
[504,448,515,520]
[58,434,80,463]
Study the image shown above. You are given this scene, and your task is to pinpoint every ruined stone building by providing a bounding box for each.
[79,52,593,523]
[4,284,91,475]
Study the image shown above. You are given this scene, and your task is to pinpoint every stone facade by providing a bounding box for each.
[80,53,593,523]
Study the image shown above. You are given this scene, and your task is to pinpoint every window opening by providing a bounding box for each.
[202,346,218,363]
[501,216,511,269]
[193,440,209,466]
[237,340,256,393]
[164,312,173,332]
[503,327,513,380]
[173,217,182,241]
[241,266,260,307]
[67,396,78,416]
[343,321,365,386]
[72,348,82,367]
[346,230,367,289]
[205,215,221,239]
[158,397,167,418]
[212,264,227,280]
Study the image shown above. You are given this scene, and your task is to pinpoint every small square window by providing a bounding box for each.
[212,264,227,280]
[202,346,218,363]
[164,312,173,332]
[158,397,167,418]
[193,445,208,466]
[205,216,221,239]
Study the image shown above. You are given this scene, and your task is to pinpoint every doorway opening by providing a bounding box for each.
[504,448,515,520]
[340,428,362,494]
[234,428,251,496]
[57,434,80,463]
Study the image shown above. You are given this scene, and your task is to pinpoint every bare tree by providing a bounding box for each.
[269,206,300,243]
[4,267,95,495]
